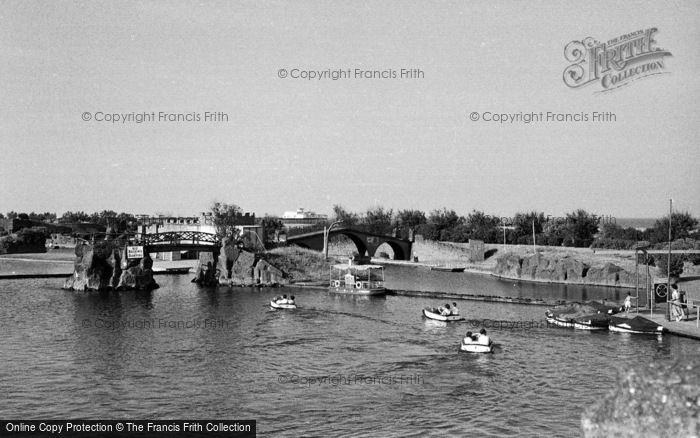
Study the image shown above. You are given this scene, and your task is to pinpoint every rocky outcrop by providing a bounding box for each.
[192,252,219,286]
[63,240,121,291]
[205,237,287,286]
[494,253,635,287]
[63,239,158,291]
[582,359,700,437]
[116,255,158,290]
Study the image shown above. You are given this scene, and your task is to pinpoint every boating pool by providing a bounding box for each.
[1,276,698,437]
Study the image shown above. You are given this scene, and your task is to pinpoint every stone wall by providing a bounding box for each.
[494,252,639,288]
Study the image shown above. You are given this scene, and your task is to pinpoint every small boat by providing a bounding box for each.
[270,299,297,309]
[329,259,386,295]
[609,315,664,334]
[572,313,610,330]
[422,307,464,322]
[545,310,574,328]
[430,266,466,272]
[545,301,617,329]
[460,338,493,353]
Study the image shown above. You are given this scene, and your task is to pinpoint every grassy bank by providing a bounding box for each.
[265,246,334,282]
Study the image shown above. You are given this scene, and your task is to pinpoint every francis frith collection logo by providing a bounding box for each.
[563,28,672,92]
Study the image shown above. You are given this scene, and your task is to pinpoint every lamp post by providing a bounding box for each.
[323,221,343,260]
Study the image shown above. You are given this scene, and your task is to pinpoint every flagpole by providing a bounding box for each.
[666,198,672,321]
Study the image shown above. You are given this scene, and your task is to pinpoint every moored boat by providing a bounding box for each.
[422,307,464,322]
[329,259,386,295]
[609,315,664,334]
[430,266,466,272]
[545,310,574,328]
[572,313,610,331]
[270,299,297,309]
[546,301,618,329]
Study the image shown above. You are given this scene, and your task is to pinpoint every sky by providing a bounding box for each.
[1,0,699,219]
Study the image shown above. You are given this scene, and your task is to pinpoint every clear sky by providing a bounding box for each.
[1,0,698,219]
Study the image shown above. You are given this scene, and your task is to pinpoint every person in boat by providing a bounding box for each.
[463,331,474,344]
[476,328,490,346]
[440,304,451,316]
[288,295,295,305]
[624,293,632,313]
[451,302,459,316]
[276,294,288,304]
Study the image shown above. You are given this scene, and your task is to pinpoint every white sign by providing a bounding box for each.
[127,246,144,259]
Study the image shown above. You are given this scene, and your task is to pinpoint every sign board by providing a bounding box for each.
[127,246,144,259]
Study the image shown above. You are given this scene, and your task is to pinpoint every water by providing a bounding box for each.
[385,264,633,303]
[1,274,698,437]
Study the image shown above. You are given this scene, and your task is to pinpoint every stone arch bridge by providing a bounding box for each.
[286,227,413,260]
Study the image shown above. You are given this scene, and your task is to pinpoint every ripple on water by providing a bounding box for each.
[0,278,697,436]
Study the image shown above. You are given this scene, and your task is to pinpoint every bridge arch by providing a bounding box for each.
[331,230,368,257]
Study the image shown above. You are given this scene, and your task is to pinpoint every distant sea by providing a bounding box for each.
[615,217,657,230]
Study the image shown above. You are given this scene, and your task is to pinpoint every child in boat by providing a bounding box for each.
[451,302,459,316]
[624,293,632,313]
[277,294,288,304]
[440,304,451,316]
[288,295,295,305]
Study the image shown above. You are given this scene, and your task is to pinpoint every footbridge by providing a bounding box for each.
[286,227,413,260]
[125,231,221,254]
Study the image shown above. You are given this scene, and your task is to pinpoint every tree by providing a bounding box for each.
[362,206,393,235]
[513,212,546,241]
[465,210,500,242]
[423,208,464,241]
[653,254,684,278]
[332,204,359,227]
[393,209,426,239]
[542,217,568,246]
[60,211,90,223]
[260,215,284,247]
[210,202,243,239]
[563,209,599,247]
[27,212,57,222]
[648,212,699,244]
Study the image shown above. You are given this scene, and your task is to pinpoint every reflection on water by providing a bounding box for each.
[0,276,697,436]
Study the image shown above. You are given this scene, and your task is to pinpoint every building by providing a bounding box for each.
[280,208,328,229]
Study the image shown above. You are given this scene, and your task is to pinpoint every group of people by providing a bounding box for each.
[623,285,688,322]
[437,302,459,316]
[463,329,490,346]
[273,294,296,305]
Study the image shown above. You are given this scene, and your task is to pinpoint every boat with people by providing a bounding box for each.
[422,307,464,322]
[329,259,386,295]
[609,315,664,334]
[270,295,297,309]
[460,329,493,353]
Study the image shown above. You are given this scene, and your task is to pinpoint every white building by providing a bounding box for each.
[281,208,328,228]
